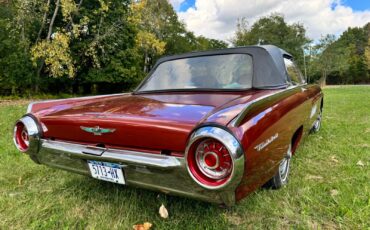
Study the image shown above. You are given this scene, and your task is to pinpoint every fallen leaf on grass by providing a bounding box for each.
[133,222,152,230]
[356,160,365,167]
[8,192,22,197]
[159,204,168,219]
[330,156,339,163]
[224,214,243,225]
[330,189,339,196]
[306,175,323,180]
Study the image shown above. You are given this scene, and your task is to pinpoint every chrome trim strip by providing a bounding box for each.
[41,140,182,169]
[231,85,301,127]
[185,126,244,194]
[26,102,35,113]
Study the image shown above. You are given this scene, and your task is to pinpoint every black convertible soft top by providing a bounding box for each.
[143,45,293,90]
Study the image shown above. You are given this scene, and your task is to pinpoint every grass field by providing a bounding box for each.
[0,86,369,229]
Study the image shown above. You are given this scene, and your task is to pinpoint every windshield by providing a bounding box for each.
[138,54,253,92]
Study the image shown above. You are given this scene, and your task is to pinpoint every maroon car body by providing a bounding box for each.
[13,45,323,206]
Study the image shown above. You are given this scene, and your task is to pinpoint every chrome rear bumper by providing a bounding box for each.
[32,139,239,205]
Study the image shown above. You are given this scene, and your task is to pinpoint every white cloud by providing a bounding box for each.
[172,0,370,42]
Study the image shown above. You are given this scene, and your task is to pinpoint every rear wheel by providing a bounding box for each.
[266,144,292,189]
[311,109,322,133]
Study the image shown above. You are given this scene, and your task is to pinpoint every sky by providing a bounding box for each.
[168,0,370,42]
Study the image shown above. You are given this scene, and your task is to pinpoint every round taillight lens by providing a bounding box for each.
[196,139,232,179]
[187,138,233,187]
[14,122,30,152]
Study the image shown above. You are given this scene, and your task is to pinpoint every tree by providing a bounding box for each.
[130,0,166,72]
[364,38,370,75]
[0,0,227,95]
[231,14,311,67]
[77,0,141,93]
[308,25,370,85]
[311,35,340,84]
[28,0,143,94]
[340,27,368,83]
[0,0,38,95]
[130,0,226,72]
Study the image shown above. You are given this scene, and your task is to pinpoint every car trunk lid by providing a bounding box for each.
[38,92,251,152]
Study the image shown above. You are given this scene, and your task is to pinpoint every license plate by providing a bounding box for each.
[87,161,125,184]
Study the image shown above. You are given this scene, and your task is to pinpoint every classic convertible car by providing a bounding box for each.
[13,45,323,206]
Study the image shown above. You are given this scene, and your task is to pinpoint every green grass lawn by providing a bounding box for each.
[0,86,369,229]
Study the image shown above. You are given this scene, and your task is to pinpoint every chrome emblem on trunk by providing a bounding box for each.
[80,126,116,136]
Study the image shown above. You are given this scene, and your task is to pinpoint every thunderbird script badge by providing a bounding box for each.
[80,126,116,136]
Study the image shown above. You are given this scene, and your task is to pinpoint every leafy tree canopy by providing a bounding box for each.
[0,0,227,95]
[231,14,311,67]
[0,2,368,96]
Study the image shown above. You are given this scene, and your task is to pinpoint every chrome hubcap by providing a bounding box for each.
[314,112,322,131]
[279,145,292,182]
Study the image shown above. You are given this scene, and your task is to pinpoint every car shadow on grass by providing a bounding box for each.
[56,174,230,228]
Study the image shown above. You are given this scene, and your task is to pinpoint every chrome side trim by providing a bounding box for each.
[231,86,301,127]
[41,140,182,169]
[26,102,35,113]
[185,126,244,194]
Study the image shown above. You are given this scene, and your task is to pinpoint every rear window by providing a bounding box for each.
[138,54,253,91]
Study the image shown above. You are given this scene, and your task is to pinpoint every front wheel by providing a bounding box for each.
[265,144,292,189]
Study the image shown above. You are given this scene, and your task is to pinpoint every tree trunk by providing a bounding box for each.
[320,70,327,88]
[47,0,60,41]
[35,0,60,93]
[21,20,27,53]
[36,0,51,43]
[92,84,98,94]
[11,85,16,95]
[144,51,149,72]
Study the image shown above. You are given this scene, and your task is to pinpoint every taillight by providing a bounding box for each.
[14,121,30,152]
[187,138,234,188]
[13,116,41,154]
[186,126,244,204]
[196,139,232,179]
